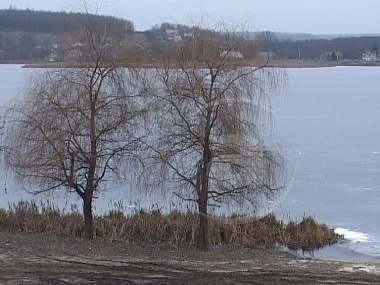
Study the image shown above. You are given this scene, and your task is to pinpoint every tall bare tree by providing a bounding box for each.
[3,13,143,239]
[143,26,287,249]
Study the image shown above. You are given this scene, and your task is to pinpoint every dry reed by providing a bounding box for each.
[0,200,340,252]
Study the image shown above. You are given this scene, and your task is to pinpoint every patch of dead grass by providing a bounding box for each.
[0,200,340,251]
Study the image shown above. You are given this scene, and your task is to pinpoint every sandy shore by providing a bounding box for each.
[1,231,380,284]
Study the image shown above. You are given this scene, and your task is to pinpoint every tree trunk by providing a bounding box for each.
[83,75,97,240]
[197,192,209,250]
[83,195,93,239]
[197,140,211,250]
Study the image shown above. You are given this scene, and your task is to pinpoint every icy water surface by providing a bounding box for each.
[274,67,380,262]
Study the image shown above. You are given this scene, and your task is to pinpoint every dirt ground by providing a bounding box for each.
[1,231,380,284]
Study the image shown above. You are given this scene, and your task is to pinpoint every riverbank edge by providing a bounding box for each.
[1,231,380,284]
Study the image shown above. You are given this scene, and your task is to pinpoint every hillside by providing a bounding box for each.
[0,8,379,63]
[0,8,134,34]
[0,8,134,61]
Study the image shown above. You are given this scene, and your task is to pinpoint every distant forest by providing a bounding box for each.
[0,8,379,62]
[254,31,380,60]
[0,8,134,34]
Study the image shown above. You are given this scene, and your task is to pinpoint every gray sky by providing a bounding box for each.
[1,0,379,34]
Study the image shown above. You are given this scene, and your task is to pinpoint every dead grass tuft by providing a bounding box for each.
[283,216,339,252]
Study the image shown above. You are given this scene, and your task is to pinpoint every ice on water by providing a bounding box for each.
[334,227,368,242]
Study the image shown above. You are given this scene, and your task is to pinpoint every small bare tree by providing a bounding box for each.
[143,25,287,249]
[3,13,143,239]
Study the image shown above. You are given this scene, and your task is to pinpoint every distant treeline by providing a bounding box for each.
[255,31,380,60]
[0,8,134,34]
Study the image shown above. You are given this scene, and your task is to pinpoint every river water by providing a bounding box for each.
[1,64,380,262]
[274,66,380,262]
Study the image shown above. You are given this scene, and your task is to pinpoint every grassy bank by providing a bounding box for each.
[0,200,340,252]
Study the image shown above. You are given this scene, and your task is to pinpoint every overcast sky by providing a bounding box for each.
[1,0,379,34]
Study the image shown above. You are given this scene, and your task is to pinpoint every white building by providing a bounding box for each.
[362,52,378,62]
[220,51,244,59]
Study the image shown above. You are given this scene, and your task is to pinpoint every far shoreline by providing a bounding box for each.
[2,59,380,69]
[267,59,380,68]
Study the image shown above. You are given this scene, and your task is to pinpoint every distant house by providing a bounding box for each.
[66,43,83,60]
[320,51,343,61]
[166,29,182,42]
[183,32,194,39]
[48,44,61,62]
[220,50,244,59]
[362,52,378,62]
[166,29,178,38]
[257,51,277,60]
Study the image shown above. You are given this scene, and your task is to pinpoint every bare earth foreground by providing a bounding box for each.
[1,232,380,284]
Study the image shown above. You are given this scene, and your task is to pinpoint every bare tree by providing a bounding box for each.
[143,25,287,249]
[3,13,143,239]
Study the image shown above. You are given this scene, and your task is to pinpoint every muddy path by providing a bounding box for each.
[1,232,379,284]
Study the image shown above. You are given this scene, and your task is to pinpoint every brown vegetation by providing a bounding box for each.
[0,200,339,252]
